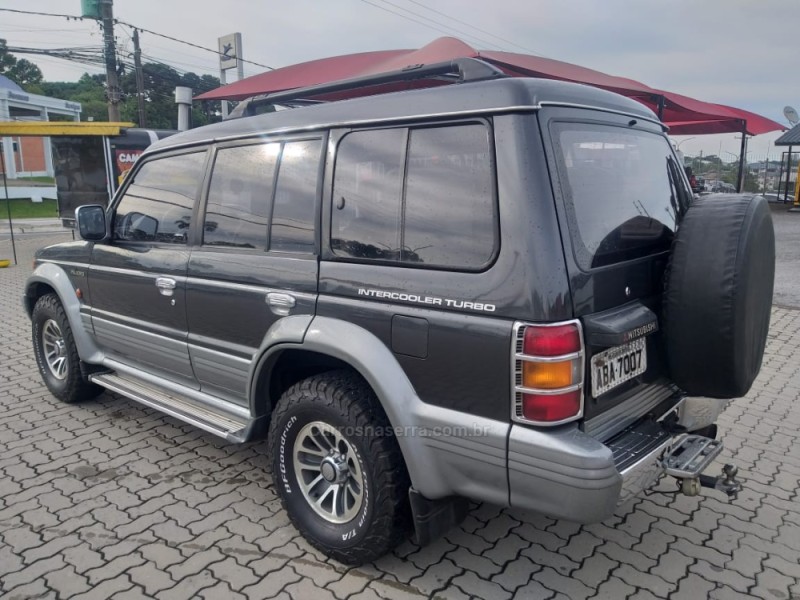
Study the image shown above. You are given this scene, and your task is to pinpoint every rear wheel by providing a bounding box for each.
[31,294,102,403]
[268,370,410,564]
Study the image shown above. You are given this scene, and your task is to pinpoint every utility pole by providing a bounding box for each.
[132,28,147,127]
[100,0,121,122]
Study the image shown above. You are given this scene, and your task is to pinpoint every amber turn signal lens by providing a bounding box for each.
[522,360,574,389]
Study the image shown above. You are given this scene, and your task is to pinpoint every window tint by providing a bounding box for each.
[404,125,494,268]
[270,139,322,252]
[114,151,205,244]
[331,128,405,261]
[331,124,495,269]
[553,123,679,268]
[204,143,279,249]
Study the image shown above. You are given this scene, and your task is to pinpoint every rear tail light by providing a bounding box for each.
[512,321,584,425]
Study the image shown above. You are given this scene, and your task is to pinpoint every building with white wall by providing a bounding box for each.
[0,74,82,179]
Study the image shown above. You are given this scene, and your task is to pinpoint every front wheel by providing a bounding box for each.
[31,293,102,404]
[267,370,410,564]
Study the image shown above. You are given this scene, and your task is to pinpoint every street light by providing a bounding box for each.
[722,151,739,163]
[674,137,696,151]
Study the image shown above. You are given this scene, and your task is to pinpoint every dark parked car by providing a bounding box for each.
[24,59,775,564]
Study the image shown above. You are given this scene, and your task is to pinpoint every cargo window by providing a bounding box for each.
[404,125,494,268]
[204,143,278,250]
[331,123,496,269]
[269,139,323,253]
[552,123,680,269]
[113,151,206,244]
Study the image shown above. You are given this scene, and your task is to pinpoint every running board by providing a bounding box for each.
[91,372,252,442]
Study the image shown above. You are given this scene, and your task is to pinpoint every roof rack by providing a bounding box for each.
[228,58,506,119]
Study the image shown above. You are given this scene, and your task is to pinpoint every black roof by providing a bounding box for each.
[775,122,800,146]
[148,77,660,154]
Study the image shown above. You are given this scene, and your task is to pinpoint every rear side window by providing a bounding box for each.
[204,143,279,249]
[331,123,496,269]
[270,139,323,252]
[552,123,682,269]
[404,126,494,267]
[331,129,405,261]
[113,151,206,244]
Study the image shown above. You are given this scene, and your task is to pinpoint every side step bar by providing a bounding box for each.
[91,372,253,443]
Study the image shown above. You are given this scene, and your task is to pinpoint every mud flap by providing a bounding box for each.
[409,488,469,547]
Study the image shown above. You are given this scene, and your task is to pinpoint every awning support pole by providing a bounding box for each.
[785,146,793,203]
[656,95,665,121]
[0,143,18,265]
[736,120,747,193]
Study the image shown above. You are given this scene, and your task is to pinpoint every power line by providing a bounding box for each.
[114,19,274,71]
[400,0,542,56]
[0,7,274,71]
[356,0,503,51]
[0,8,78,19]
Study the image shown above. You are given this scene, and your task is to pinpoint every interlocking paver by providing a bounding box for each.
[406,557,461,597]
[447,571,511,600]
[670,573,715,600]
[588,575,636,600]
[690,558,753,594]
[1,230,800,599]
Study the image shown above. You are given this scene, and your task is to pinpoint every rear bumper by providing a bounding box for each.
[508,402,685,523]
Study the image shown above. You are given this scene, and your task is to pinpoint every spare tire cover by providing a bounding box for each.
[664,194,775,398]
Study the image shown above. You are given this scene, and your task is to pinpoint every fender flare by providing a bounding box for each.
[25,263,104,364]
[251,315,505,499]
[247,313,315,414]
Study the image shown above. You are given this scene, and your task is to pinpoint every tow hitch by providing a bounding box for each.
[661,435,743,500]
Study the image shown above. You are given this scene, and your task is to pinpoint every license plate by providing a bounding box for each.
[591,338,647,397]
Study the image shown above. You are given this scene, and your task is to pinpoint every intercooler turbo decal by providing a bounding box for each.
[357,288,496,313]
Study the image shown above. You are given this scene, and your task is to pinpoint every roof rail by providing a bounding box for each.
[228,58,506,119]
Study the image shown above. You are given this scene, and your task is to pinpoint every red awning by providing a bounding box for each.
[196,37,784,136]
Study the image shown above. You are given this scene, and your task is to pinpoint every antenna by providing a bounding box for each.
[784,106,799,126]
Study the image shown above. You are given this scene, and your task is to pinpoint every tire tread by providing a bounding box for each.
[267,370,410,564]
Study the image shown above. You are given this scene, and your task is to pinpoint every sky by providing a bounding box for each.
[1,0,798,161]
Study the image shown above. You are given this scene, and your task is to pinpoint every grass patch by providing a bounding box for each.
[0,198,59,219]
[14,175,56,184]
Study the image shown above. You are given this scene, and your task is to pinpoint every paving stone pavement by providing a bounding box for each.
[1,233,799,600]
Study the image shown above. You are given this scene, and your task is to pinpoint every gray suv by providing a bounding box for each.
[24,59,775,564]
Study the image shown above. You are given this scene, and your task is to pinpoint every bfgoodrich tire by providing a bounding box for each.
[31,293,102,403]
[664,194,775,398]
[267,370,410,565]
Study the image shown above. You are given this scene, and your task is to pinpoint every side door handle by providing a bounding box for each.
[155,277,177,297]
[266,292,296,316]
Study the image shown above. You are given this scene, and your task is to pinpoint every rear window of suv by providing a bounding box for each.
[551,123,686,269]
[331,123,496,270]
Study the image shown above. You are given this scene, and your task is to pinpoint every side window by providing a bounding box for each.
[331,124,496,269]
[270,139,323,253]
[114,151,206,244]
[404,125,494,268]
[331,128,405,260]
[204,143,279,249]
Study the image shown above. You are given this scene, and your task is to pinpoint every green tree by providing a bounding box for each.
[119,62,222,128]
[40,74,109,122]
[4,47,223,129]
[0,39,43,89]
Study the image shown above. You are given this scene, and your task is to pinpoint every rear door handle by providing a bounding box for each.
[266,292,296,316]
[155,277,177,297]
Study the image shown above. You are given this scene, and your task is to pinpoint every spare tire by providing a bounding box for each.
[664,194,775,398]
